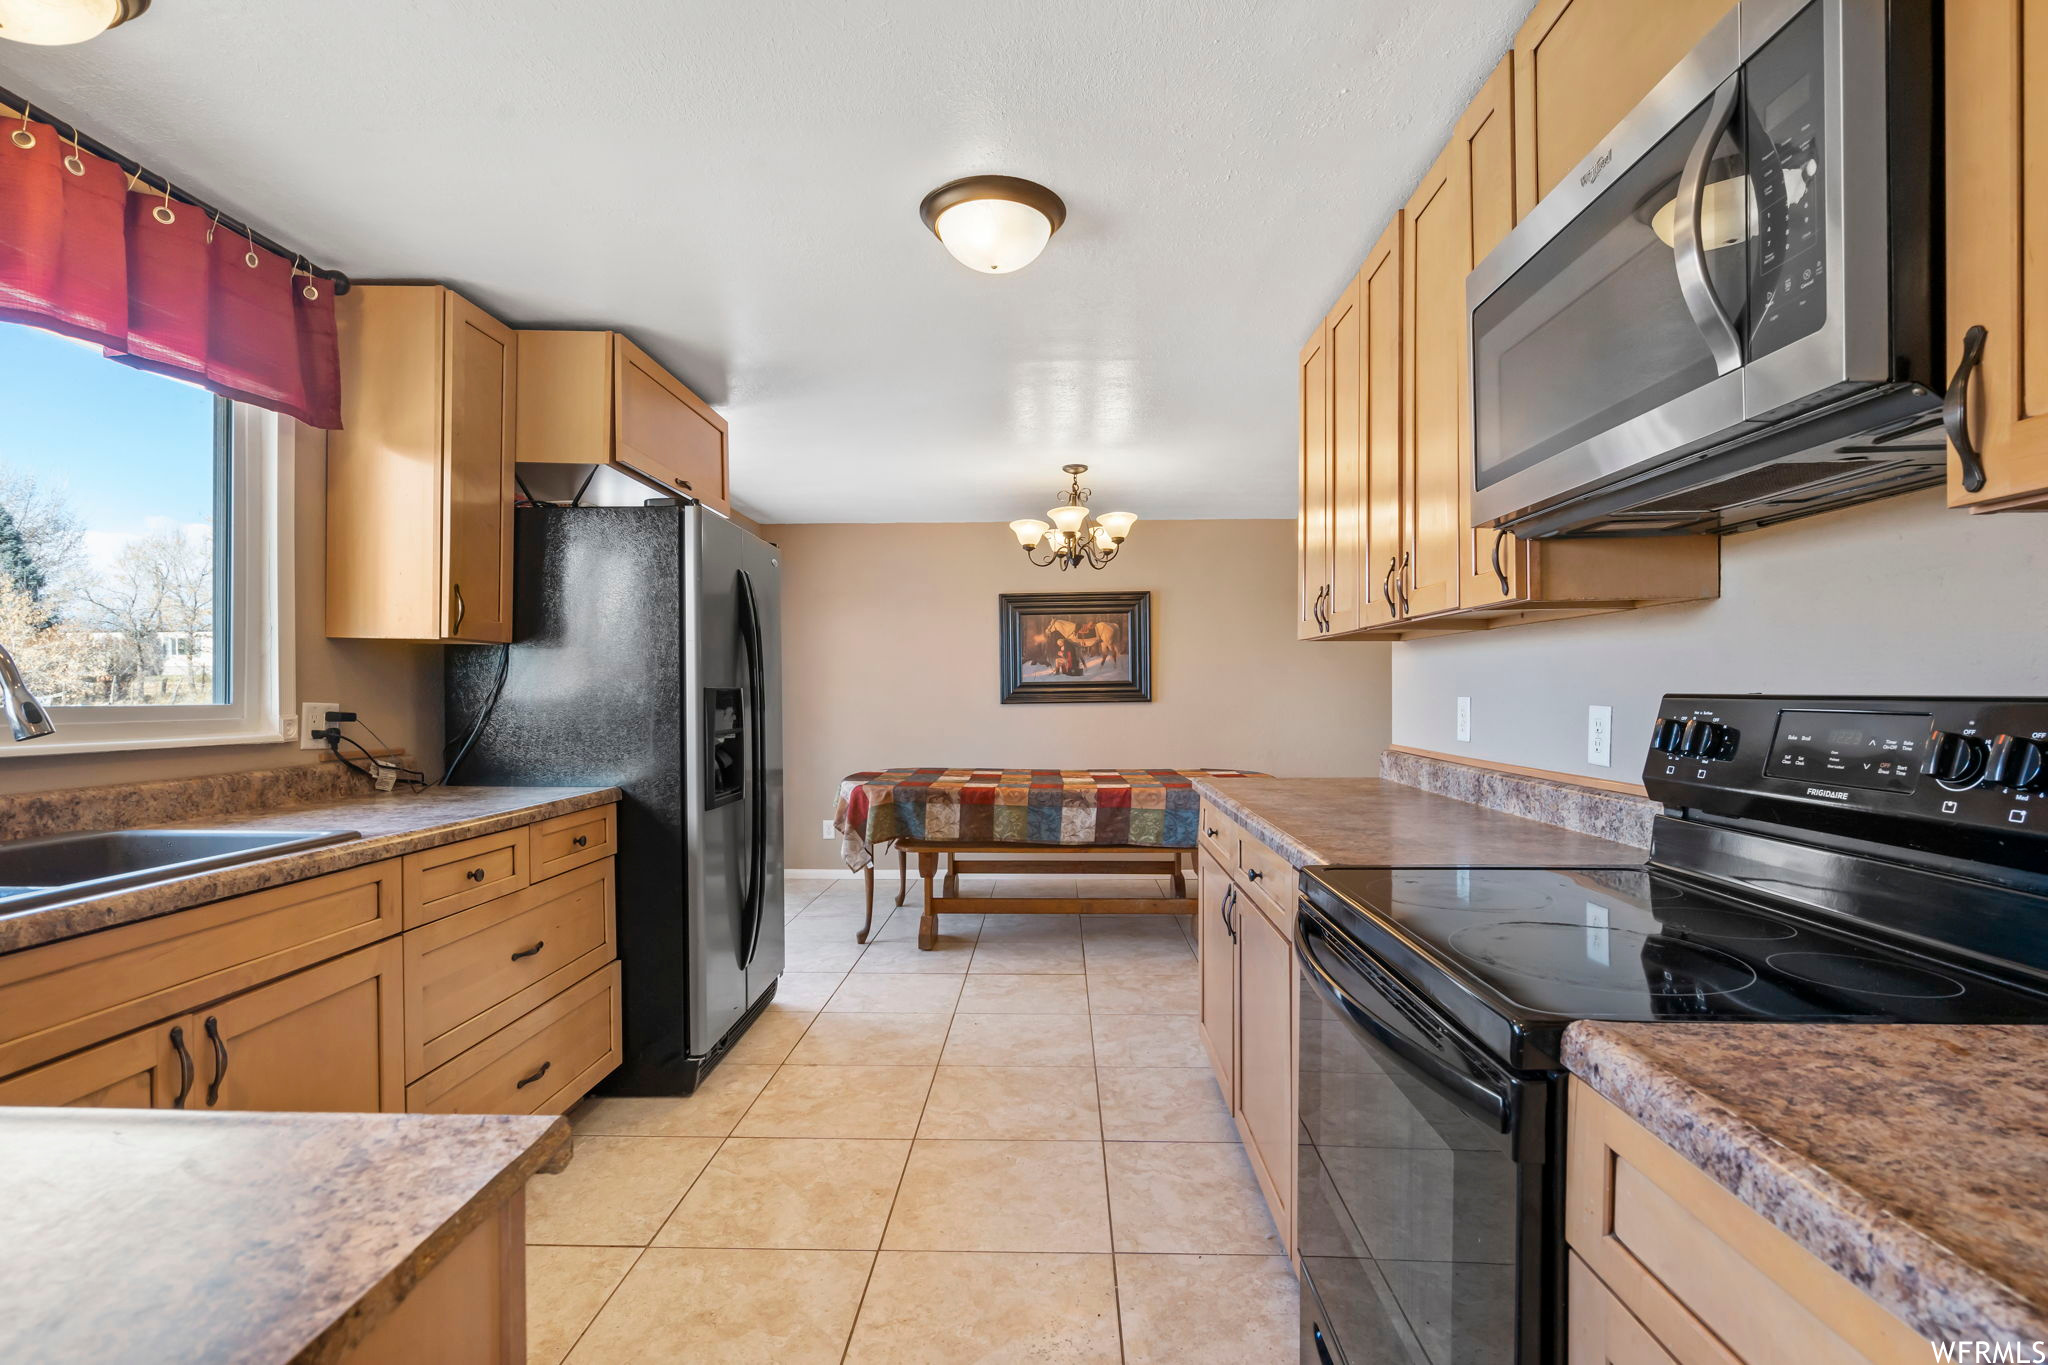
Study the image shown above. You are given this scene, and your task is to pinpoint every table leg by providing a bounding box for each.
[895,845,908,907]
[859,863,874,944]
[918,850,940,950]
[1172,851,1190,899]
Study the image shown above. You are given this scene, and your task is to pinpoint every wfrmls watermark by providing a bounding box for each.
[1929,1342,2048,1363]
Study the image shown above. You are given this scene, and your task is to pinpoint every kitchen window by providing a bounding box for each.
[0,321,291,754]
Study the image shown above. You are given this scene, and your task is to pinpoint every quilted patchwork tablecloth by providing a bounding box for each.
[833,768,1264,870]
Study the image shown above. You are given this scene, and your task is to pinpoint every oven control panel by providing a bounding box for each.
[1644,696,2048,851]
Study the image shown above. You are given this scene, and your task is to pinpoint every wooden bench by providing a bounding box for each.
[858,840,1194,949]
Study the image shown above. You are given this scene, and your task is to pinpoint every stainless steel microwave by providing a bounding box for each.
[1466,0,1941,538]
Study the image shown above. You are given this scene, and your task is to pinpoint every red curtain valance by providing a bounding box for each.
[0,108,341,429]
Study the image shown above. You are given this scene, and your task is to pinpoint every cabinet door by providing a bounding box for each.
[1196,850,1237,1106]
[1945,0,2048,511]
[1513,0,1737,214]
[0,1024,188,1109]
[615,335,731,513]
[197,941,405,1114]
[442,292,517,643]
[1403,62,1514,619]
[1324,275,1367,634]
[1297,324,1333,638]
[1235,894,1295,1250]
[1359,217,1405,630]
[1455,61,1528,610]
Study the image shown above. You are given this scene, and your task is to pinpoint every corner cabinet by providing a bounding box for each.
[328,285,517,643]
[516,331,731,515]
[1943,0,2048,512]
[1296,50,1718,644]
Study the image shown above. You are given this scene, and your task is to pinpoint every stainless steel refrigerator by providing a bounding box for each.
[445,502,783,1095]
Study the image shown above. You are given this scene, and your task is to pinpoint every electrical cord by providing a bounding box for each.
[442,643,512,786]
[322,728,427,793]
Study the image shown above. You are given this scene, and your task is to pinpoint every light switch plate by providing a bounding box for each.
[299,701,339,750]
[1456,697,1471,743]
[1588,704,1613,767]
[821,818,836,840]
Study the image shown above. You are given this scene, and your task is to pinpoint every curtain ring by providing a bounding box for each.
[205,211,220,244]
[293,255,318,300]
[152,180,176,225]
[63,130,84,176]
[244,227,259,270]
[9,103,34,151]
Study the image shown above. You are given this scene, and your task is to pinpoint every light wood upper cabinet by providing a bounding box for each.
[1944,0,2048,512]
[328,285,517,643]
[1324,276,1368,635]
[518,331,731,515]
[1512,0,1737,215]
[1297,325,1333,638]
[1358,219,1405,631]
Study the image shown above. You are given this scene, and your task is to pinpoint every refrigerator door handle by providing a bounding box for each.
[736,567,770,969]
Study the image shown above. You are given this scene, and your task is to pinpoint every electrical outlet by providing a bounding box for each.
[1456,696,1472,743]
[821,818,836,840]
[299,701,339,750]
[1588,704,1614,767]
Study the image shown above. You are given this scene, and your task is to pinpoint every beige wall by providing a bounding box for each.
[0,427,445,797]
[765,519,1392,870]
[1390,489,2048,781]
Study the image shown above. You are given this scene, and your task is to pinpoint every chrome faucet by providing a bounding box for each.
[0,644,55,741]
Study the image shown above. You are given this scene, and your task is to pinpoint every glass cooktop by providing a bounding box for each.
[1302,865,2048,1068]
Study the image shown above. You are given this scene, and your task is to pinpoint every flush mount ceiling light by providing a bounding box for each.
[1008,465,1137,571]
[0,0,148,44]
[919,175,1067,274]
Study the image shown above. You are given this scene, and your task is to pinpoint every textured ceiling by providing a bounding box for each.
[0,0,1525,522]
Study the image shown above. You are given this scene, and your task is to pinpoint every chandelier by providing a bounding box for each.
[1007,465,1137,571]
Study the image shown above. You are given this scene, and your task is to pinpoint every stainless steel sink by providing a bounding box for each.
[0,828,361,911]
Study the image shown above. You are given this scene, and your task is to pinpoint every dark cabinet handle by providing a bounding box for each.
[1381,556,1397,615]
[452,583,466,633]
[203,1015,229,1108]
[674,478,693,491]
[1204,827,1219,838]
[1490,528,1510,596]
[571,834,589,848]
[1944,323,1989,494]
[510,940,546,961]
[1397,552,1410,616]
[169,1025,194,1109]
[1246,867,1264,882]
[465,867,487,883]
[1220,885,1237,940]
[515,1060,553,1090]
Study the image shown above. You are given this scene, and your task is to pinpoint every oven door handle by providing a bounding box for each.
[1297,909,1514,1132]
[1673,73,1745,376]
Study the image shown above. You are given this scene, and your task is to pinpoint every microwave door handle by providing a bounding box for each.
[1673,74,1744,376]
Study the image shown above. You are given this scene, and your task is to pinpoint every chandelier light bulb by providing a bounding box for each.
[1047,504,1090,535]
[1095,511,1137,542]
[1009,518,1051,548]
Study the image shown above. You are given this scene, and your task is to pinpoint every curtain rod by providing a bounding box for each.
[0,83,351,295]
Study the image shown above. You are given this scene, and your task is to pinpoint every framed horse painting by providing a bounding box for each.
[997,591,1152,704]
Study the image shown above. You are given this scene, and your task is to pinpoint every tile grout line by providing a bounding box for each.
[1089,951,1132,1365]
[549,1243,646,1365]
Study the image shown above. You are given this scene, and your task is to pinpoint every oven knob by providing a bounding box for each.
[1651,717,1686,753]
[1982,734,2046,790]
[1921,730,1989,786]
[1678,720,1734,759]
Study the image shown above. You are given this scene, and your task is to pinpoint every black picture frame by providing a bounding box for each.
[998,591,1152,705]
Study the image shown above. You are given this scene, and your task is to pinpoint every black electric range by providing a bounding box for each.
[1295,694,2048,1365]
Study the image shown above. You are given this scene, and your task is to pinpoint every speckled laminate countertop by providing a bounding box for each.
[1193,776,1646,869]
[1565,1021,2048,1348]
[0,1107,569,1364]
[0,783,619,954]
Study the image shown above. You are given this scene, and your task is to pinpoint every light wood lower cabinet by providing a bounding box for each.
[0,807,622,1119]
[1567,1080,1924,1365]
[338,1198,526,1365]
[1196,814,1298,1259]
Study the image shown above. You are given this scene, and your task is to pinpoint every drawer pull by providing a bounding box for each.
[1246,867,1264,882]
[1204,827,1219,838]
[203,1015,229,1107]
[515,1060,553,1090]
[510,940,546,962]
[169,1025,194,1110]
[465,867,487,883]
[571,834,589,848]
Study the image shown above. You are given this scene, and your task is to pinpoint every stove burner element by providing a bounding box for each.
[1652,905,1799,942]
[1447,922,1758,998]
[1764,951,1967,999]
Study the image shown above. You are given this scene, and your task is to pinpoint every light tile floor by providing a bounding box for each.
[526,874,1298,1364]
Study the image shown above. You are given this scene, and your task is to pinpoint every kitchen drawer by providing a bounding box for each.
[0,860,398,1080]
[1569,1252,1698,1365]
[1567,1081,1923,1365]
[1198,800,1239,867]
[407,961,621,1116]
[403,828,529,928]
[531,804,615,882]
[1237,831,1297,929]
[404,858,616,1078]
